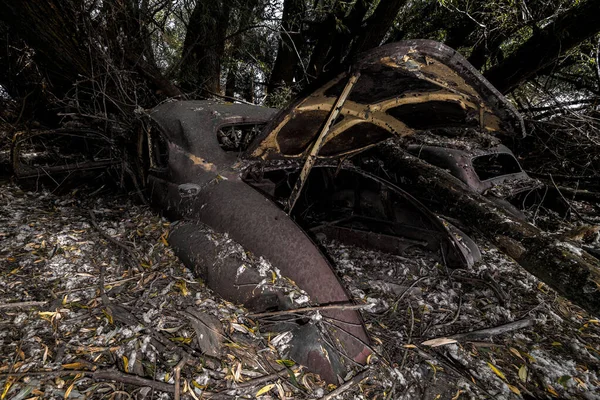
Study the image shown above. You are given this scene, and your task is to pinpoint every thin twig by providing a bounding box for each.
[433,296,462,329]
[318,369,370,400]
[173,355,188,400]
[88,209,138,267]
[400,305,415,369]
[549,174,593,223]
[0,301,48,309]
[249,303,373,318]
[233,369,289,389]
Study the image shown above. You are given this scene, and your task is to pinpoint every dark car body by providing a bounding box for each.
[143,40,526,381]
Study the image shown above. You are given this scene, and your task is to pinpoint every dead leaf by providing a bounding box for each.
[421,338,458,347]
[186,307,223,358]
[518,365,528,382]
[547,385,559,396]
[487,362,507,381]
[507,384,521,395]
[509,347,524,361]
[62,362,86,370]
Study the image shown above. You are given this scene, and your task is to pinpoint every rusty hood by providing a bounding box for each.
[248,39,524,160]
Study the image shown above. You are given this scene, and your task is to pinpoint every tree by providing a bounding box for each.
[484,0,600,93]
[267,0,305,93]
[179,0,232,93]
[350,0,408,56]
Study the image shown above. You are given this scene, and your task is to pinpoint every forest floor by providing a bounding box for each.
[1,183,599,400]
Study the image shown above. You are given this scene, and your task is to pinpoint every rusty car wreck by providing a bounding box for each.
[141,40,535,382]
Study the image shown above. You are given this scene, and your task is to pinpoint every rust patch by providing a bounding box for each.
[188,153,218,172]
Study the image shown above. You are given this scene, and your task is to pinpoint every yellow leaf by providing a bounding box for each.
[403,344,417,349]
[160,231,169,246]
[64,380,76,399]
[507,384,521,395]
[62,362,86,370]
[574,377,587,389]
[523,352,536,363]
[451,389,463,400]
[547,385,559,396]
[426,362,439,377]
[487,362,507,381]
[102,309,113,325]
[275,359,295,367]
[271,270,277,284]
[551,342,562,347]
[122,355,129,373]
[192,381,207,390]
[175,280,190,296]
[1,377,14,400]
[169,337,193,344]
[509,347,524,361]
[519,365,528,382]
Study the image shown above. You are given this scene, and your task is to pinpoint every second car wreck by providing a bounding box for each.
[144,40,598,382]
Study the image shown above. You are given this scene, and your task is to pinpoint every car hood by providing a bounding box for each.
[248,39,524,160]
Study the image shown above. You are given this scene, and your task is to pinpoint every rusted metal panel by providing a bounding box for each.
[147,174,371,379]
[247,40,524,161]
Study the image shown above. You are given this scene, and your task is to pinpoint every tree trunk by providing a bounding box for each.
[267,0,305,92]
[351,0,408,55]
[306,5,344,79]
[180,0,231,93]
[0,1,90,98]
[307,0,377,79]
[484,0,600,94]
[372,142,600,315]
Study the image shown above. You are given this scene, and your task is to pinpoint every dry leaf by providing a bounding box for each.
[256,384,275,396]
[62,362,86,370]
[519,365,528,382]
[487,362,506,381]
[507,384,521,395]
[122,356,129,373]
[421,338,458,347]
[547,385,559,396]
[509,347,524,361]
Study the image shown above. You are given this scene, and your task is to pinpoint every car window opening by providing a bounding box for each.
[148,129,169,169]
[217,124,264,152]
[472,153,522,181]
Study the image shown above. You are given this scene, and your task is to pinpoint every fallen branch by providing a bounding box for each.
[233,369,290,389]
[375,144,600,315]
[93,369,175,393]
[173,355,188,400]
[0,301,48,309]
[449,318,536,341]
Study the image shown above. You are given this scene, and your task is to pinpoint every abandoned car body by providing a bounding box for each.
[144,40,529,381]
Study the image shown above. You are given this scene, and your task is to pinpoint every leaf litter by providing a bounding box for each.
[0,184,599,399]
